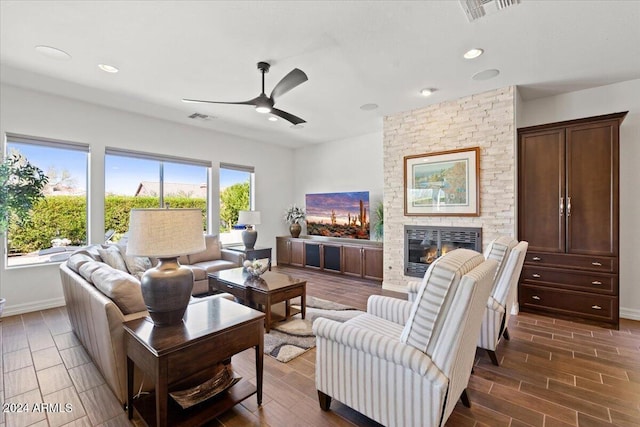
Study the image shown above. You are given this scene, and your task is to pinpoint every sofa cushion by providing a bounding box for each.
[116,245,151,280]
[193,259,238,274]
[97,245,128,272]
[67,253,97,274]
[188,234,221,264]
[90,264,146,315]
[78,260,108,283]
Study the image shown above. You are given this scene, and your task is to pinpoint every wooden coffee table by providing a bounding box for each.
[209,268,306,333]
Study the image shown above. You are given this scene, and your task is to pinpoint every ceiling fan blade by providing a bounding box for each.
[269,68,308,101]
[182,97,259,106]
[271,108,306,125]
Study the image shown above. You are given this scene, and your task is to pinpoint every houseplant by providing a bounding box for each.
[373,201,384,241]
[284,204,305,238]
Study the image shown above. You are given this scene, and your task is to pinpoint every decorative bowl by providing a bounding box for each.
[244,260,268,276]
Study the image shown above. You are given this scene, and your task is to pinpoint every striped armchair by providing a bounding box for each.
[314,249,497,427]
[477,241,528,365]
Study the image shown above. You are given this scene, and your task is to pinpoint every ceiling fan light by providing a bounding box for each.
[255,106,271,114]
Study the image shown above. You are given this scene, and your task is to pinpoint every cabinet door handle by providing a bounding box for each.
[567,196,572,217]
[532,256,541,261]
[559,197,564,216]
[591,305,602,310]
[532,295,541,300]
[591,262,602,266]
[532,273,541,278]
[591,281,602,285]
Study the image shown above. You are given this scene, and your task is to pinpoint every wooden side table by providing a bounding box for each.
[124,297,264,427]
[227,246,272,270]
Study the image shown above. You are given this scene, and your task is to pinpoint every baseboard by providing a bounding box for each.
[1,297,66,317]
[620,307,640,321]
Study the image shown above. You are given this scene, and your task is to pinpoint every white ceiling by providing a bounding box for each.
[1,1,639,148]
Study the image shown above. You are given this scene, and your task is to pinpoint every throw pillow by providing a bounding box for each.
[67,253,97,274]
[78,261,108,283]
[90,264,146,315]
[97,245,128,272]
[117,245,151,280]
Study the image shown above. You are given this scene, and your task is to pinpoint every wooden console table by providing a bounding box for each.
[276,236,383,281]
[124,297,264,427]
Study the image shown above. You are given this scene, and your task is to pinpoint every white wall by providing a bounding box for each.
[0,84,294,316]
[291,130,384,237]
[519,79,640,320]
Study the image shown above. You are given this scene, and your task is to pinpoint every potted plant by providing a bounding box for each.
[373,201,384,241]
[284,205,305,238]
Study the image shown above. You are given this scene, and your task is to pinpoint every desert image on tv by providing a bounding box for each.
[305,191,370,239]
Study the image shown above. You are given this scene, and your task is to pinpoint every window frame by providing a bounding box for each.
[4,133,90,268]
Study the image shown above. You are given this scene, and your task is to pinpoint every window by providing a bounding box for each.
[4,134,89,267]
[105,149,210,242]
[219,163,254,245]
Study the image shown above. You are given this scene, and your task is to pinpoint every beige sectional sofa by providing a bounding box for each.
[59,236,239,405]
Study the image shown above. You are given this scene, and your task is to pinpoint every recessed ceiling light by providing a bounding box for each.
[360,103,378,111]
[268,116,278,122]
[472,69,500,80]
[290,124,304,129]
[98,64,119,73]
[463,48,484,59]
[420,88,436,97]
[34,45,71,60]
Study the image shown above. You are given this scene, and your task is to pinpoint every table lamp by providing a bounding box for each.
[127,208,205,326]
[237,210,261,249]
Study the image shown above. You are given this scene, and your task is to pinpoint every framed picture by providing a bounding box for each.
[404,147,480,216]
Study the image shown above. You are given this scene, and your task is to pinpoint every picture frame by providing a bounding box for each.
[404,147,480,216]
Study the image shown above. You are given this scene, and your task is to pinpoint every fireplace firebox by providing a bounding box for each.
[404,225,482,278]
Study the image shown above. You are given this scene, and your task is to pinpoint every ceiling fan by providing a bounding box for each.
[183,61,308,125]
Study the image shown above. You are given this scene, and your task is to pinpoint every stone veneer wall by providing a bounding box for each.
[382,86,516,292]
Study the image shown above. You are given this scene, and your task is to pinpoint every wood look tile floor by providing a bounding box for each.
[1,265,639,426]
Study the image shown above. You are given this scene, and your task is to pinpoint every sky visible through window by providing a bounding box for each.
[9,145,248,196]
[8,143,87,192]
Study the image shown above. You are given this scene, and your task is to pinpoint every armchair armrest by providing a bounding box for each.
[487,296,505,313]
[313,317,444,380]
[220,248,245,266]
[367,295,413,325]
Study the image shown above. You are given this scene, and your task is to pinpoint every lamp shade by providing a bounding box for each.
[237,210,261,226]
[126,208,205,257]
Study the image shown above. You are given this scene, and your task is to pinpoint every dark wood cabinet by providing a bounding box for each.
[363,246,383,281]
[275,236,383,282]
[517,112,626,329]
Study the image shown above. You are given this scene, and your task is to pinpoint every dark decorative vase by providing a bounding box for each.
[289,223,302,238]
[140,257,194,326]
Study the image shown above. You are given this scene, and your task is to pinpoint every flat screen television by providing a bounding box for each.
[305,191,370,239]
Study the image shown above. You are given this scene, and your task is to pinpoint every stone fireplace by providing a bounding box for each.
[404,225,482,277]
[382,86,516,291]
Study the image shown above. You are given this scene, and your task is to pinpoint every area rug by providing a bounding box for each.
[264,296,364,363]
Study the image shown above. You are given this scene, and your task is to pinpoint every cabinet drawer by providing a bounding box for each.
[521,266,616,294]
[213,280,246,300]
[519,285,617,323]
[525,252,617,273]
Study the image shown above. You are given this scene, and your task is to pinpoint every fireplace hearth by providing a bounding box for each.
[404,225,482,278]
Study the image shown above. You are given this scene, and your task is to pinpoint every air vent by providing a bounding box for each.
[459,0,521,22]
[188,112,213,120]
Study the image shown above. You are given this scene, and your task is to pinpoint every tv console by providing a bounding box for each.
[276,235,383,282]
